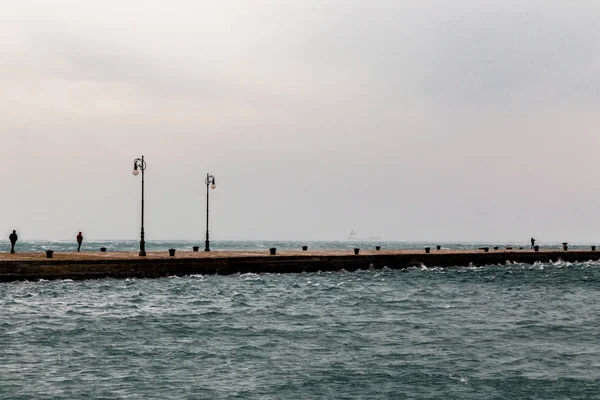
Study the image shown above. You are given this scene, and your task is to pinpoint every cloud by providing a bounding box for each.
[2,0,600,241]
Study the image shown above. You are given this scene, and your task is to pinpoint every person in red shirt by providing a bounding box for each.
[76,232,83,252]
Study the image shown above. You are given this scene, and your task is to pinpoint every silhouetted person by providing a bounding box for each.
[76,232,83,252]
[531,237,535,249]
[9,230,18,254]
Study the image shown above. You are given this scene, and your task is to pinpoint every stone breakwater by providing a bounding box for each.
[0,249,599,282]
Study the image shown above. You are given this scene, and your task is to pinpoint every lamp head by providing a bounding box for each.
[211,183,216,190]
[132,168,139,176]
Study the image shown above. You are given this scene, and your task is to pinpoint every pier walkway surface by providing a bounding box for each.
[1,249,599,282]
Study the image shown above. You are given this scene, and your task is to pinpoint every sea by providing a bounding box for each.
[0,239,595,253]
[1,240,600,399]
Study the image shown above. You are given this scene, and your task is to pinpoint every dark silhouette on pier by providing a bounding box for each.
[531,237,535,249]
[9,230,18,254]
[76,232,83,252]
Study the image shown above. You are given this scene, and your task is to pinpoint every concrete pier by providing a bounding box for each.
[0,249,599,282]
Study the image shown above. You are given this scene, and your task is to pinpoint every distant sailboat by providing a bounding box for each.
[347,230,381,241]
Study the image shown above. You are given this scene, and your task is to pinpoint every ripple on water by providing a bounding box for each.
[2,262,600,399]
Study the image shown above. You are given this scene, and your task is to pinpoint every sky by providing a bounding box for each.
[1,0,600,242]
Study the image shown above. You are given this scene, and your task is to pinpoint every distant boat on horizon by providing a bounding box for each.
[347,230,381,241]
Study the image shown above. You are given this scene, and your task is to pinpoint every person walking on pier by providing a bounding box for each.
[531,237,535,249]
[76,232,83,252]
[9,230,18,254]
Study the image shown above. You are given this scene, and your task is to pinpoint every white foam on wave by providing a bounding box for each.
[239,273,264,281]
[450,375,469,384]
[532,259,600,269]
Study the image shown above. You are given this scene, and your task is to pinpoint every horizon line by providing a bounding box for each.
[0,238,598,244]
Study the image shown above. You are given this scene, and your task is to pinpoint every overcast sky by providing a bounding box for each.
[1,0,599,242]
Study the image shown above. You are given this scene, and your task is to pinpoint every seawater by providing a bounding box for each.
[0,239,594,253]
[2,259,600,398]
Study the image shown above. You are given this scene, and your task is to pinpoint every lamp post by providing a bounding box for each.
[133,156,147,256]
[205,174,216,251]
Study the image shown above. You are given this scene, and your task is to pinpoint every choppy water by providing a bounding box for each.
[2,260,600,399]
[0,239,594,253]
